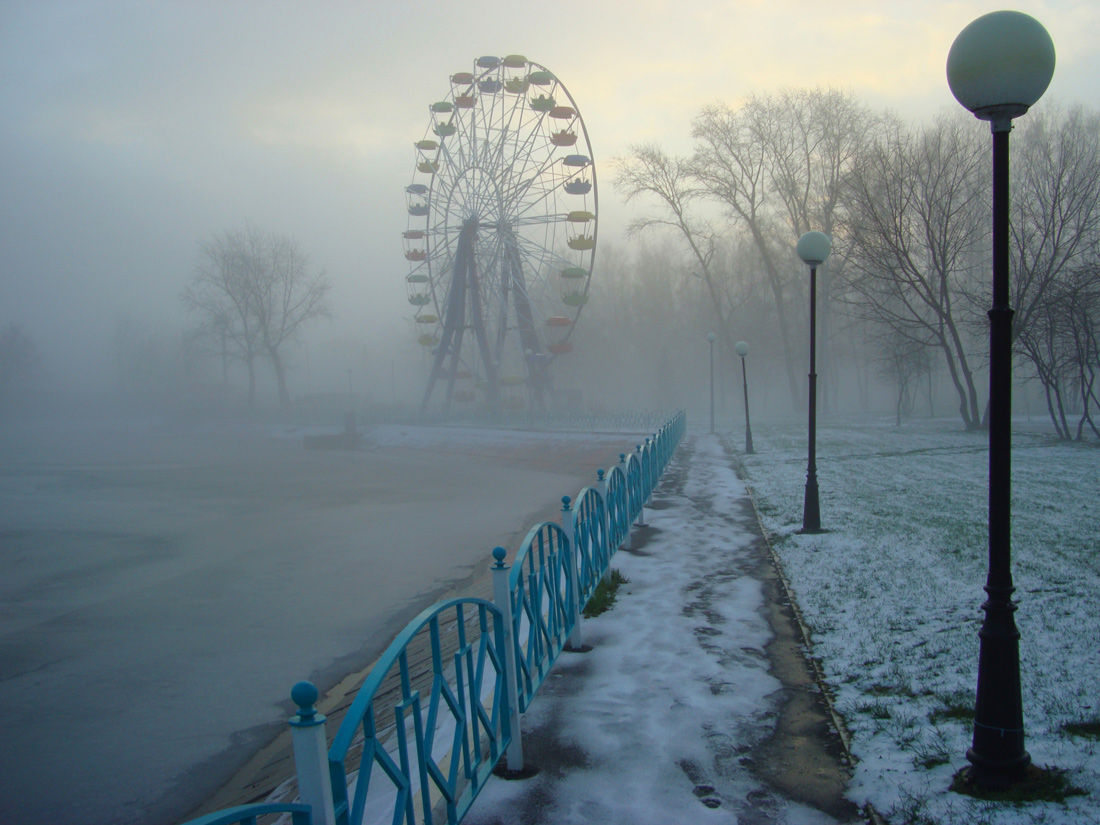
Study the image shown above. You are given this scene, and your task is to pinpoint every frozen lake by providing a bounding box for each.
[0,419,640,825]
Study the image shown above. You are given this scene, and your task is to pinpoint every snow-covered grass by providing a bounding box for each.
[737,416,1100,824]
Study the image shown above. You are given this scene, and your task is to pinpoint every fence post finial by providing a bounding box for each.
[288,681,337,825]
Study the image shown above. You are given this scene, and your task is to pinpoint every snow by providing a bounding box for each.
[11,413,1092,823]
[464,434,848,824]
[739,417,1100,824]
[457,419,1098,824]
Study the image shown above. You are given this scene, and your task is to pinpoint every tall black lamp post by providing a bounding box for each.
[796,231,831,533]
[947,10,1055,789]
[707,332,717,434]
[735,340,755,454]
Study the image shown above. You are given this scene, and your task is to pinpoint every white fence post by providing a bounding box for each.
[560,495,584,650]
[490,547,524,771]
[288,681,337,825]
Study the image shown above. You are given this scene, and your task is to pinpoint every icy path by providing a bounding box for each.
[465,435,865,825]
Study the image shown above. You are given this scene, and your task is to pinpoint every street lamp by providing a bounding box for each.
[797,231,830,533]
[735,341,755,454]
[707,332,717,434]
[947,10,1055,790]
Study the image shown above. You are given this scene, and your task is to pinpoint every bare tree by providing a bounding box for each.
[1018,260,1100,439]
[690,89,874,407]
[183,225,330,408]
[872,326,933,426]
[610,144,747,342]
[1009,106,1100,336]
[1067,265,1100,439]
[690,103,799,401]
[840,112,989,430]
[185,230,264,403]
[1003,105,1100,439]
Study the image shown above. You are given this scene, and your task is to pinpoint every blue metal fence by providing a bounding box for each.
[509,521,572,713]
[181,410,685,825]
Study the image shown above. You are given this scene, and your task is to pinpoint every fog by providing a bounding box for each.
[3,2,1098,417]
[2,4,1100,825]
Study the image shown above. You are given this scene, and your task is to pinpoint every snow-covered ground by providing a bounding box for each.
[740,416,1100,824]
[466,434,850,825]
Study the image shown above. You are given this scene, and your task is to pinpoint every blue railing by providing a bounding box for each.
[181,410,686,825]
[509,521,572,713]
[181,804,313,825]
[327,598,509,825]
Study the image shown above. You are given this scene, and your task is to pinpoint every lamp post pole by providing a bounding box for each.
[797,232,831,533]
[707,332,717,434]
[947,10,1055,789]
[735,341,754,454]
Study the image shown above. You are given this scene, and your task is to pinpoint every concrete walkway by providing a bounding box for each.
[463,434,872,825]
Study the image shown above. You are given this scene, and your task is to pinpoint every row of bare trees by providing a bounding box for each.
[612,89,1100,437]
[182,224,331,409]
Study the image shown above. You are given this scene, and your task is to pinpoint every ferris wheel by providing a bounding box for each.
[403,55,597,416]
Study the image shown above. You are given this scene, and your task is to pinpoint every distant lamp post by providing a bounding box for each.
[947,10,1055,790]
[796,231,831,533]
[707,332,717,434]
[735,341,755,454]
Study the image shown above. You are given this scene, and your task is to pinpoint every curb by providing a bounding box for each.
[727,437,888,825]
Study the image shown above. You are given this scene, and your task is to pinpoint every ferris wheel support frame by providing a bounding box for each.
[420,219,500,416]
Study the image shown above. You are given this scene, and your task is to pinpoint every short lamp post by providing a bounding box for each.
[947,10,1055,789]
[735,341,754,454]
[707,332,717,434]
[796,231,831,533]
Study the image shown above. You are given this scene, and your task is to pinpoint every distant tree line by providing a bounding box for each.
[612,89,1100,439]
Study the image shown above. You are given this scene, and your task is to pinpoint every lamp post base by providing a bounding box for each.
[802,475,822,533]
[963,749,1031,790]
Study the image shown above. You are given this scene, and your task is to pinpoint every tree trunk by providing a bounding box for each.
[246,356,257,407]
[269,347,291,409]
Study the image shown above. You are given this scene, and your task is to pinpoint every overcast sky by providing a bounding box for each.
[3,0,1099,394]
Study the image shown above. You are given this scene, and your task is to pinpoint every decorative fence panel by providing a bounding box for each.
[507,521,572,713]
[570,487,609,608]
[181,411,686,825]
[622,451,644,525]
[602,465,629,549]
[326,598,510,825]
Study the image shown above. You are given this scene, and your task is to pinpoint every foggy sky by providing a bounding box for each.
[3,0,1099,397]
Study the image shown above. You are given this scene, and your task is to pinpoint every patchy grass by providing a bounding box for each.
[1062,719,1100,740]
[583,568,630,618]
[930,700,976,726]
[951,765,1088,804]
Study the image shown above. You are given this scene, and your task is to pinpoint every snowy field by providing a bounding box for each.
[737,416,1100,824]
